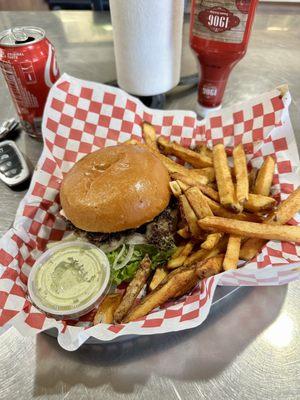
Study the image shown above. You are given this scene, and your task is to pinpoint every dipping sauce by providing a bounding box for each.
[28,241,110,319]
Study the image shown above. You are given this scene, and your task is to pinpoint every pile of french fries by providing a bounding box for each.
[94,122,300,324]
[141,122,300,269]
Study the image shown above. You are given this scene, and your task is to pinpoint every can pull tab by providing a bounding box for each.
[11,27,34,44]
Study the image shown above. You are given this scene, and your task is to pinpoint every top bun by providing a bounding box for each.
[60,143,170,232]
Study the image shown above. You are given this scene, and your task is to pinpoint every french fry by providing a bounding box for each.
[124,257,223,322]
[204,195,261,222]
[124,139,139,145]
[267,187,300,225]
[240,187,300,260]
[233,144,249,206]
[123,139,194,182]
[124,264,200,322]
[137,141,208,185]
[171,173,195,188]
[244,194,276,213]
[114,255,152,323]
[129,137,208,185]
[167,255,188,269]
[162,156,208,184]
[185,186,213,219]
[190,170,212,185]
[184,236,228,266]
[223,235,241,270]
[248,168,258,192]
[195,144,213,160]
[93,293,123,325]
[149,268,168,291]
[173,255,225,297]
[176,179,190,192]
[167,241,194,269]
[213,143,235,209]
[197,167,215,182]
[196,255,224,279]
[158,136,213,168]
[201,233,223,250]
[206,236,228,255]
[198,216,300,243]
[197,184,274,214]
[172,245,185,258]
[181,241,195,256]
[253,156,275,196]
[197,184,220,202]
[169,181,182,197]
[180,194,202,238]
[239,238,267,261]
[177,226,191,239]
[142,122,159,152]
[183,248,208,266]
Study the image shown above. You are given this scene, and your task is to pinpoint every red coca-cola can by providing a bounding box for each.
[0,26,60,139]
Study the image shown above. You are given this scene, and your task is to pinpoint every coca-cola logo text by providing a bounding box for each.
[44,43,60,88]
[198,7,240,33]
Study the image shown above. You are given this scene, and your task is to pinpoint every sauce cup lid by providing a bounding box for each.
[28,241,111,319]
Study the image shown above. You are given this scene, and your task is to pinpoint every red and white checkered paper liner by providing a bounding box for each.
[1,74,300,350]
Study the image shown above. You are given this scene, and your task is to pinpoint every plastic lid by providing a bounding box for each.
[28,241,111,320]
[195,102,222,119]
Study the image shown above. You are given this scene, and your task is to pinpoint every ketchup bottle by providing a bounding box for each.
[190,0,258,117]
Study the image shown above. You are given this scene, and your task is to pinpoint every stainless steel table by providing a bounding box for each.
[0,5,300,400]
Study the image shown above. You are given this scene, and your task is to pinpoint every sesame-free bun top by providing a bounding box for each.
[60,144,170,232]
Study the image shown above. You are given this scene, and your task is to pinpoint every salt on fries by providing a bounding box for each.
[108,122,300,323]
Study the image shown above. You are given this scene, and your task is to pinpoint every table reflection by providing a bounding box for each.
[262,313,295,348]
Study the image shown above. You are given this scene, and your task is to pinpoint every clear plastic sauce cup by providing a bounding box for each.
[28,241,111,320]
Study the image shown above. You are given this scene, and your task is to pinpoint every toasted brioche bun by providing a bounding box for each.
[60,143,170,232]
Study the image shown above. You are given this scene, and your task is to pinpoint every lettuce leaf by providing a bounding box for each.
[107,244,175,286]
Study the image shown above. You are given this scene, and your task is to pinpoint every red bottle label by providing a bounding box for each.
[192,0,250,44]
[198,7,240,33]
